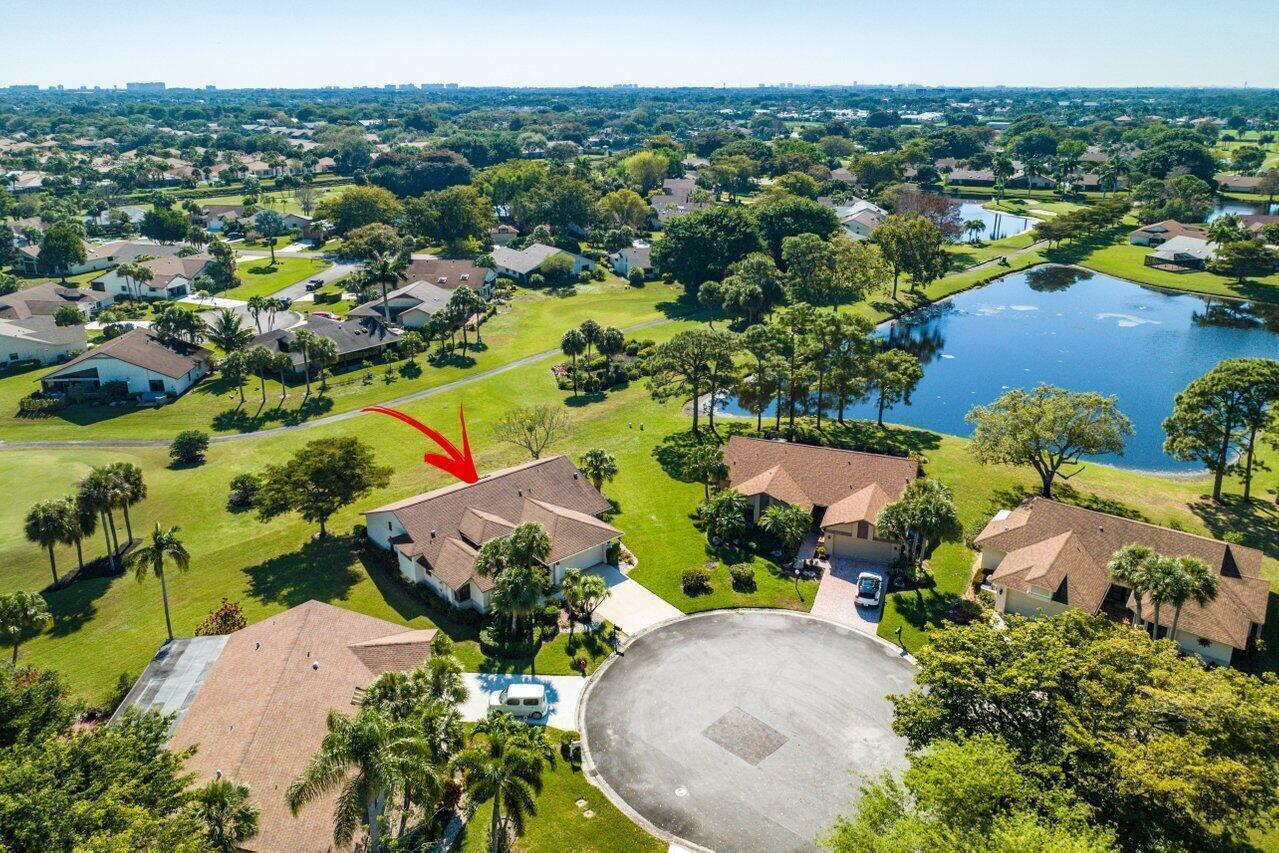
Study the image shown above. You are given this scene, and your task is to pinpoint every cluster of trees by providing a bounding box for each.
[648,308,923,436]
[1205,214,1279,284]
[826,609,1279,851]
[558,318,627,395]
[1030,197,1130,246]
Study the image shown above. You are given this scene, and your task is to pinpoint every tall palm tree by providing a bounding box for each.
[107,461,146,545]
[189,779,260,852]
[0,590,52,664]
[78,470,120,571]
[247,346,275,404]
[246,295,268,334]
[24,498,75,585]
[759,503,812,560]
[129,523,190,642]
[287,707,409,853]
[309,337,340,393]
[1167,556,1219,641]
[205,308,253,353]
[453,711,553,853]
[560,329,586,395]
[1142,556,1182,640]
[365,251,408,327]
[1107,544,1155,628]
[293,328,316,396]
[71,492,98,574]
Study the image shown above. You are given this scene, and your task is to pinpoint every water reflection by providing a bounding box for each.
[1025,265,1094,292]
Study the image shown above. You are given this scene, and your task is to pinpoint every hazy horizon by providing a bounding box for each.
[4,0,1277,91]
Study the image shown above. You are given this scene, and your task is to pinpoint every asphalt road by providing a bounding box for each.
[581,610,916,852]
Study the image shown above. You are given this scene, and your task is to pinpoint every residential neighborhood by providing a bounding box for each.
[5,14,1279,853]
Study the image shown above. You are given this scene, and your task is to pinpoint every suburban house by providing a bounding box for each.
[200,205,313,234]
[722,436,921,563]
[835,198,888,240]
[830,166,856,183]
[398,258,496,298]
[90,254,214,300]
[489,224,519,246]
[348,281,456,327]
[365,456,620,612]
[1216,173,1264,194]
[974,497,1268,666]
[40,327,211,397]
[1242,214,1279,238]
[1144,234,1216,270]
[0,281,114,321]
[114,600,438,853]
[491,243,592,282]
[0,316,86,365]
[15,239,189,276]
[250,315,401,374]
[946,162,1055,189]
[608,244,652,278]
[1129,219,1208,247]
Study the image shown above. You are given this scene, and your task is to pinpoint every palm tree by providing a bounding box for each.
[493,564,545,636]
[453,711,553,853]
[759,503,812,560]
[963,219,986,244]
[129,523,190,642]
[579,319,601,360]
[78,470,121,571]
[1107,544,1155,628]
[578,448,618,494]
[222,350,250,405]
[205,308,253,353]
[107,461,146,545]
[561,567,609,623]
[309,337,340,393]
[0,590,52,664]
[287,707,408,853]
[246,295,268,334]
[1167,556,1219,641]
[70,492,98,574]
[189,779,260,851]
[992,155,1014,200]
[365,251,408,327]
[293,328,317,396]
[560,329,586,395]
[247,345,275,404]
[1142,556,1183,640]
[683,443,727,500]
[25,498,75,585]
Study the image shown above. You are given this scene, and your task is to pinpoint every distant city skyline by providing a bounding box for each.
[3,0,1277,90]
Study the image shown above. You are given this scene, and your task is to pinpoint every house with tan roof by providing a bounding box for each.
[365,456,620,612]
[974,497,1268,666]
[0,316,86,366]
[1128,219,1208,247]
[722,436,920,563]
[41,327,211,398]
[114,600,436,852]
[90,253,214,300]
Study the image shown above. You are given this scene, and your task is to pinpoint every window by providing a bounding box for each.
[506,698,520,707]
[455,584,471,602]
[387,521,392,531]
[522,698,539,706]
[856,521,870,540]
[148,379,164,393]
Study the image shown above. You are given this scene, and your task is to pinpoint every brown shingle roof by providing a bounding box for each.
[45,327,210,380]
[400,259,494,292]
[0,281,112,320]
[724,436,919,516]
[975,497,1268,649]
[168,601,434,852]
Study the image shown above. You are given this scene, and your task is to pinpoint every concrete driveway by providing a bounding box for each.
[581,610,915,852]
[270,261,358,302]
[811,559,888,635]
[461,672,585,729]
[587,564,681,636]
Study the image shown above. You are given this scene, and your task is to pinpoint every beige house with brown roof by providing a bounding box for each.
[41,328,211,397]
[365,456,620,612]
[115,601,436,852]
[91,253,213,300]
[723,436,920,563]
[974,497,1268,666]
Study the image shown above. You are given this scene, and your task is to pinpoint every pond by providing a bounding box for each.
[1209,197,1279,220]
[718,266,1279,472]
[953,200,1033,241]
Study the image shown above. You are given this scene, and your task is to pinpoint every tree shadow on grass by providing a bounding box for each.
[45,574,113,638]
[564,391,607,408]
[427,351,476,369]
[358,547,483,645]
[987,481,1147,522]
[892,586,962,635]
[652,428,724,482]
[1190,494,1279,559]
[243,534,364,608]
[211,393,334,432]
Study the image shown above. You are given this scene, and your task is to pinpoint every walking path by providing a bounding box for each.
[0,315,679,450]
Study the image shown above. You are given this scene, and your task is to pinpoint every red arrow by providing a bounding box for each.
[361,404,479,484]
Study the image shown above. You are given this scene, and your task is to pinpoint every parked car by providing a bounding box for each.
[489,683,547,720]
[305,279,323,292]
[854,572,883,608]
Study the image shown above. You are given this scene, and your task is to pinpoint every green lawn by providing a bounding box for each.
[0,278,689,441]
[458,728,664,853]
[219,257,330,301]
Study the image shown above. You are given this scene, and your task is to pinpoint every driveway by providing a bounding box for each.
[587,564,681,636]
[581,611,915,852]
[182,294,247,310]
[811,559,887,635]
[461,672,585,729]
[270,261,358,302]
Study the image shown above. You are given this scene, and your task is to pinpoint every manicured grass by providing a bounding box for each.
[219,257,330,301]
[458,728,665,853]
[945,230,1038,267]
[194,186,341,217]
[0,278,690,441]
[238,235,297,251]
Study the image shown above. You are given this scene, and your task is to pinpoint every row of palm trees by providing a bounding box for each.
[1107,544,1220,641]
[287,638,554,853]
[207,308,341,403]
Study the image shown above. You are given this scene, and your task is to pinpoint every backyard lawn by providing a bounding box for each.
[220,256,330,300]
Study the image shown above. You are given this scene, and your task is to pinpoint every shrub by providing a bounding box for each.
[169,429,210,464]
[1223,530,1245,544]
[195,598,247,635]
[682,565,713,593]
[227,473,260,508]
[528,273,545,288]
[18,394,67,414]
[952,598,984,624]
[729,562,756,591]
[627,267,646,287]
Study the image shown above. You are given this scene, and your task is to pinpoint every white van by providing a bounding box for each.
[489,683,548,720]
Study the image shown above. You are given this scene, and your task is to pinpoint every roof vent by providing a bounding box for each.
[1098,525,1104,533]
[437,276,447,283]
[573,472,578,479]
[460,273,469,281]
[312,661,320,670]
[430,529,436,539]
[254,641,260,650]
[517,488,523,497]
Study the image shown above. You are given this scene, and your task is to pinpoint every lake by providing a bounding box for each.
[954,200,1033,240]
[719,266,1279,472]
[1209,198,1279,220]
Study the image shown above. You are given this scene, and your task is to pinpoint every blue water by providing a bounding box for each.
[720,266,1279,472]
[954,201,1033,240]
[1209,198,1279,220]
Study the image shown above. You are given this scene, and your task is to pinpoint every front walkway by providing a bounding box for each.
[811,557,888,635]
[586,564,682,636]
[460,672,584,729]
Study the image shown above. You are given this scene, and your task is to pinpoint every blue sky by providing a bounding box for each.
[4,0,1277,89]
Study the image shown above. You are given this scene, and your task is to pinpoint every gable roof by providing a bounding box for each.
[724,437,920,524]
[975,497,1268,649]
[163,601,434,852]
[0,315,86,347]
[0,281,112,320]
[1149,234,1215,262]
[44,327,210,380]
[93,253,213,287]
[251,316,398,368]
[366,456,617,592]
[347,280,455,321]
[1129,219,1208,241]
[491,243,563,275]
[399,258,494,292]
